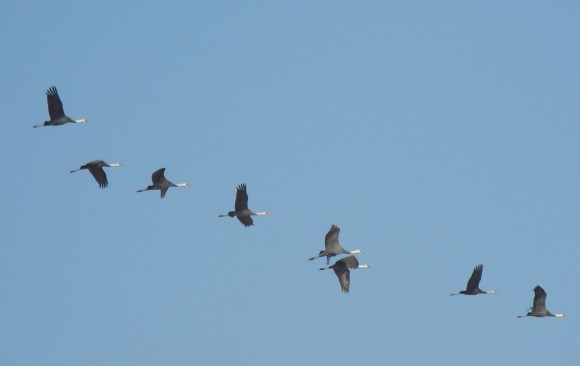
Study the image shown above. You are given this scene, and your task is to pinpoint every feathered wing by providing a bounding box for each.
[324,225,343,251]
[88,166,108,189]
[237,215,254,227]
[234,184,249,211]
[327,256,363,293]
[339,255,360,269]
[532,286,548,313]
[465,265,483,292]
[336,267,351,293]
[160,187,169,198]
[151,168,166,184]
[46,86,65,120]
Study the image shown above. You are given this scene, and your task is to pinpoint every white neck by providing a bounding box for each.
[349,249,363,254]
[175,183,189,187]
[358,264,370,269]
[486,290,497,294]
[74,118,88,123]
[554,314,566,318]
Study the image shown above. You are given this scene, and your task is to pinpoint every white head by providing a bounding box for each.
[486,290,497,294]
[176,183,190,187]
[108,162,123,167]
[75,118,89,123]
[255,211,269,216]
[358,264,370,269]
[350,249,363,255]
[554,313,566,318]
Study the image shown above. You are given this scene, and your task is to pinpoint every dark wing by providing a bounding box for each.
[234,183,249,211]
[46,86,65,120]
[88,166,108,189]
[332,261,351,293]
[465,264,483,292]
[532,286,548,313]
[160,187,169,198]
[237,215,254,227]
[324,225,344,252]
[152,168,166,184]
[339,255,360,269]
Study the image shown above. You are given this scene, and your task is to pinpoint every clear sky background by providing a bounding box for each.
[2,1,580,365]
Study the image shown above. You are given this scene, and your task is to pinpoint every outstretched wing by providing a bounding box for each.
[532,286,548,313]
[465,265,483,292]
[152,168,166,184]
[339,255,360,269]
[46,86,65,120]
[237,215,253,227]
[88,166,108,189]
[160,187,169,198]
[235,184,249,211]
[324,225,343,251]
[332,262,351,293]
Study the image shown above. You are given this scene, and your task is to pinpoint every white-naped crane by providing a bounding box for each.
[308,225,363,264]
[219,183,268,227]
[33,86,88,128]
[517,285,565,318]
[319,255,369,294]
[70,160,122,189]
[450,264,496,296]
[137,168,189,198]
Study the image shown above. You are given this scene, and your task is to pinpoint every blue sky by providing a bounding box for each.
[2,1,580,365]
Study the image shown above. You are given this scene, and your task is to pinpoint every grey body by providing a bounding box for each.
[34,86,87,127]
[518,286,565,318]
[308,225,361,265]
[320,255,368,294]
[70,160,121,189]
[219,184,267,227]
[137,168,188,198]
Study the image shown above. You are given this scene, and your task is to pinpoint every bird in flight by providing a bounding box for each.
[450,264,496,296]
[219,183,268,227]
[137,168,189,198]
[308,225,363,265]
[70,160,122,189]
[517,285,565,318]
[34,86,88,128]
[319,255,369,293]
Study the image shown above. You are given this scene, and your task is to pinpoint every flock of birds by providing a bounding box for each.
[35,86,566,318]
